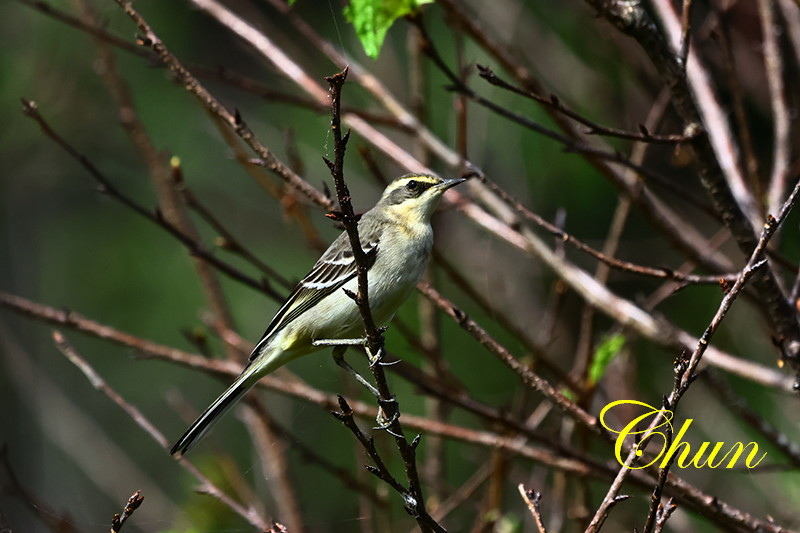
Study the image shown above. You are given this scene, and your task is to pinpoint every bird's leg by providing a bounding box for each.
[328,345,380,398]
[312,337,368,346]
[318,341,403,436]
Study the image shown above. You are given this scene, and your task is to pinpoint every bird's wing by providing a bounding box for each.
[249,232,379,360]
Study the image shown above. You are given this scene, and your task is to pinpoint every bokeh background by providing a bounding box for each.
[2,1,799,532]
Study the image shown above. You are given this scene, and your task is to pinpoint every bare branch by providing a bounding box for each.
[759,0,792,215]
[518,485,548,533]
[113,0,333,211]
[588,0,800,373]
[110,491,144,533]
[51,331,270,530]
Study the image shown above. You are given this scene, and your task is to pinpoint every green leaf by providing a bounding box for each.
[588,334,625,386]
[344,0,432,59]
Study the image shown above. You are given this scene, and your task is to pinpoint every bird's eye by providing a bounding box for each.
[406,180,419,191]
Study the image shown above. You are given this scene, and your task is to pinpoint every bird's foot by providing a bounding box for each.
[331,345,380,397]
[313,337,367,347]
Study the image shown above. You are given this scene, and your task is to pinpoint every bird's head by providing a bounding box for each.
[376,174,465,223]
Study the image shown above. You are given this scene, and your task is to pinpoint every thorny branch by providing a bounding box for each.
[324,67,445,533]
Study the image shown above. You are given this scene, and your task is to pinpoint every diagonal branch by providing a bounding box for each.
[51,331,270,530]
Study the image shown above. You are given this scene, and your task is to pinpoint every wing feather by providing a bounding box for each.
[249,234,378,360]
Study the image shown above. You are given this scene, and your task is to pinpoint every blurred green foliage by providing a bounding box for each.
[343,0,433,58]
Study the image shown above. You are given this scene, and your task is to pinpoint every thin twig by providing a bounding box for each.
[19,99,283,302]
[417,42,708,216]
[712,7,761,197]
[22,98,282,300]
[702,370,800,468]
[653,498,678,533]
[477,67,690,145]
[518,485,548,533]
[106,0,786,398]
[75,0,240,362]
[471,65,716,219]
[436,0,737,276]
[473,171,733,285]
[2,290,789,531]
[113,0,334,211]
[431,250,580,391]
[589,176,800,533]
[170,161,294,291]
[110,491,144,533]
[678,0,694,70]
[17,0,150,59]
[646,0,763,232]
[51,331,270,530]
[251,405,389,507]
[760,0,792,216]
[643,0,800,365]
[417,281,601,434]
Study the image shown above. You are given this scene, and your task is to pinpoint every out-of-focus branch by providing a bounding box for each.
[418,280,601,432]
[10,93,795,398]
[0,291,624,485]
[473,172,731,285]
[17,0,149,58]
[702,370,800,468]
[110,491,144,533]
[240,407,306,533]
[2,289,789,531]
[590,176,800,532]
[436,0,736,275]
[102,0,792,393]
[778,0,800,82]
[261,0,457,166]
[171,164,294,291]
[586,0,800,371]
[113,0,334,211]
[470,65,716,219]
[458,199,794,391]
[72,0,240,361]
[476,69,690,145]
[19,99,283,303]
[759,0,792,216]
[645,0,761,232]
[51,332,270,530]
[0,446,81,533]
[189,0,429,174]
[713,7,761,198]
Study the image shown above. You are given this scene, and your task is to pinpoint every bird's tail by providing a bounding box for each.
[170,361,264,457]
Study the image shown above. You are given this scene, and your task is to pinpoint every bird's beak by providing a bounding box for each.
[437,177,466,191]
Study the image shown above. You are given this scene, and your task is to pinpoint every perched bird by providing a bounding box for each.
[171,173,465,456]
